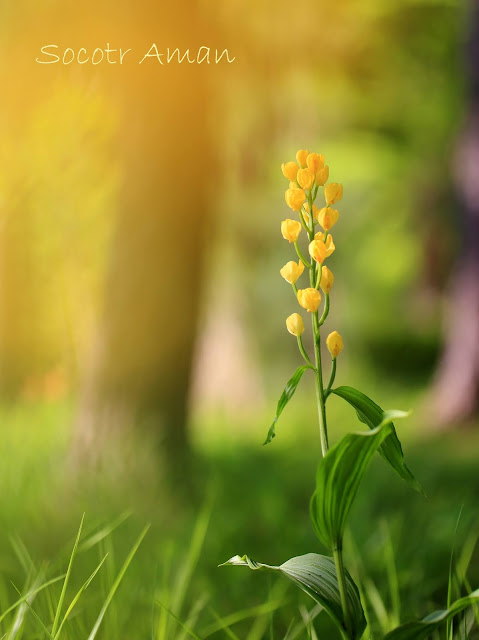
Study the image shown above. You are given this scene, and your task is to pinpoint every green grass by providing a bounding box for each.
[0,397,478,638]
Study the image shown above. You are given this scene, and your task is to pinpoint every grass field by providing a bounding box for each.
[0,385,478,639]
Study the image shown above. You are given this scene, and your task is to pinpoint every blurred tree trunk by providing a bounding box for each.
[71,3,218,465]
[430,1,479,425]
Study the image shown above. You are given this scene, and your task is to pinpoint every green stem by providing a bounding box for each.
[325,358,337,399]
[312,311,328,457]
[298,208,309,232]
[307,190,350,639]
[307,190,329,457]
[297,336,313,367]
[319,292,330,325]
[333,548,352,638]
[294,241,311,269]
[315,264,323,289]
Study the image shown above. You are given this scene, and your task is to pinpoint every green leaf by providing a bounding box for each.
[331,386,424,495]
[310,420,396,551]
[220,553,366,640]
[263,365,312,445]
[384,589,479,640]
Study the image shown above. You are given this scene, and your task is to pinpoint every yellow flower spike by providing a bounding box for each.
[314,232,336,257]
[297,288,322,313]
[297,168,315,191]
[306,153,325,174]
[303,203,319,224]
[286,313,305,337]
[320,266,334,293]
[326,331,344,358]
[325,182,343,205]
[285,187,307,211]
[308,239,328,264]
[318,207,339,231]
[296,149,310,168]
[280,260,305,284]
[281,161,299,181]
[315,165,329,186]
[281,219,302,243]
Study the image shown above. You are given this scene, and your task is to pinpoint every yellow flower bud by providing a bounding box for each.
[281,219,302,243]
[308,239,328,264]
[326,331,344,358]
[306,152,325,174]
[318,207,339,231]
[320,266,334,293]
[285,187,306,211]
[314,232,336,257]
[325,182,343,205]
[289,181,297,189]
[303,203,319,224]
[315,165,329,186]
[297,288,322,313]
[297,168,315,191]
[286,313,305,337]
[296,149,309,168]
[281,161,299,181]
[280,260,305,284]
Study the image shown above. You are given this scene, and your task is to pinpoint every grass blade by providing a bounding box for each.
[77,511,131,553]
[0,575,65,624]
[51,513,85,637]
[87,524,150,640]
[447,506,464,640]
[171,499,212,619]
[9,580,52,639]
[202,599,287,637]
[52,554,108,640]
[155,600,204,640]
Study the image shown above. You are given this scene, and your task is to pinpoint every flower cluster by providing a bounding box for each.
[280,149,344,359]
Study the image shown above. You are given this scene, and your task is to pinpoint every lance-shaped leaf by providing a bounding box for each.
[220,553,366,640]
[331,386,424,495]
[264,365,313,445]
[310,420,399,551]
[384,589,479,640]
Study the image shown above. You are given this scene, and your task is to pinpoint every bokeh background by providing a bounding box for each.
[0,0,478,637]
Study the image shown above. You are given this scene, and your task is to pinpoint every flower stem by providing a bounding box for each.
[307,192,329,457]
[319,293,330,324]
[294,241,311,269]
[312,311,328,457]
[306,184,351,639]
[325,357,337,399]
[297,336,313,367]
[333,547,353,638]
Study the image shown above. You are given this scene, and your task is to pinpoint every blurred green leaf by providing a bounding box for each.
[384,589,479,640]
[264,365,313,445]
[220,552,366,640]
[310,420,398,551]
[331,386,424,495]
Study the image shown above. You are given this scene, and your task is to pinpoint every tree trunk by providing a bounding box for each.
[429,1,479,425]
[70,3,217,466]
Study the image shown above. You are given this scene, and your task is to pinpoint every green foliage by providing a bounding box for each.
[0,516,148,639]
[384,590,479,640]
[310,419,404,551]
[263,365,313,445]
[221,553,366,640]
[331,386,424,494]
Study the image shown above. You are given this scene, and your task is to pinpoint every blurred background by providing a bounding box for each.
[0,0,478,637]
